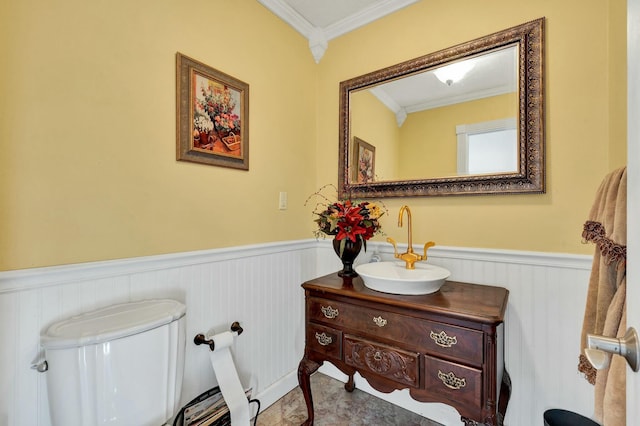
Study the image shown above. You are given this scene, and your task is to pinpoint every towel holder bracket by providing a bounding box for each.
[586,327,639,372]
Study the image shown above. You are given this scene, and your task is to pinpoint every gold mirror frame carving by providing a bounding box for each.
[338,18,545,198]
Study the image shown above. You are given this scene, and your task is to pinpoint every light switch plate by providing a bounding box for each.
[279,191,287,210]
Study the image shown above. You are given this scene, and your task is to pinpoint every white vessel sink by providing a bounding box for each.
[355,261,450,295]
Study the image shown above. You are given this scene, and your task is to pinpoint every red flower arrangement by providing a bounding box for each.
[306,185,384,254]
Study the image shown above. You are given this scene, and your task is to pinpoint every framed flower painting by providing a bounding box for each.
[176,53,249,170]
[352,137,375,183]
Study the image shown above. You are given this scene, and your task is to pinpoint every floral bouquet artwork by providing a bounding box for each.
[307,184,384,277]
[193,77,242,154]
[176,53,249,170]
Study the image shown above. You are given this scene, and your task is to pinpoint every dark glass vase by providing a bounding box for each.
[332,238,363,277]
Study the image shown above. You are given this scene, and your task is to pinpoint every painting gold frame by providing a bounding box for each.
[176,52,249,170]
[352,137,376,183]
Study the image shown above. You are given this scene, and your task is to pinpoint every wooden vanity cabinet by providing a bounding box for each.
[297,273,511,426]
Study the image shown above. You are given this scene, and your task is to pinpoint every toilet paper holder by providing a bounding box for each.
[194,321,244,352]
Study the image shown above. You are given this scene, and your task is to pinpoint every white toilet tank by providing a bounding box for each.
[41,299,186,426]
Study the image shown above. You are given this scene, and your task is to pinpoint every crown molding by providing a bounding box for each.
[257,0,315,38]
[323,0,419,41]
[257,0,420,62]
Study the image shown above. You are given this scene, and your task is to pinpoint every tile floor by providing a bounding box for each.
[255,373,443,426]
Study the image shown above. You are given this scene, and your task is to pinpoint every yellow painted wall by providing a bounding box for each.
[0,0,318,270]
[316,0,626,255]
[609,0,628,169]
[399,93,516,179]
[0,0,627,270]
[350,90,399,181]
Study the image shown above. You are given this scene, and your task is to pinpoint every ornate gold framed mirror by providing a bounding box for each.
[338,18,545,198]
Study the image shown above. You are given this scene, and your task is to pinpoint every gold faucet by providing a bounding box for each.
[386,205,435,269]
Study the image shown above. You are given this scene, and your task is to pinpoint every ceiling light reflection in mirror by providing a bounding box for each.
[349,45,518,182]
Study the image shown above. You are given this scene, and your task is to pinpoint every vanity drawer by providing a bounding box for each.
[309,297,424,346]
[306,323,342,359]
[417,321,484,366]
[344,334,419,388]
[308,297,351,325]
[310,297,484,365]
[425,355,482,410]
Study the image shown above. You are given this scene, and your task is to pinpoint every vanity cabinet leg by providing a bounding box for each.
[498,369,511,422]
[344,373,355,392]
[298,357,321,426]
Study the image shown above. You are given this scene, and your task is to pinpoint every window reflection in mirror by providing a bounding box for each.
[457,118,518,175]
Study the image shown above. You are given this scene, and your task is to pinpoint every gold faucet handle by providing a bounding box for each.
[422,241,435,260]
[386,237,399,257]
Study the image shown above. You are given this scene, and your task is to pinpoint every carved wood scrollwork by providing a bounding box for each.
[344,338,418,387]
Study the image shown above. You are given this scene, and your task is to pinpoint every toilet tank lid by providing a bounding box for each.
[41,299,186,349]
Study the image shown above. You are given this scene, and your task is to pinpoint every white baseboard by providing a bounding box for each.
[251,369,299,416]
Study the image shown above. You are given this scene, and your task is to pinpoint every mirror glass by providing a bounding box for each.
[339,18,544,198]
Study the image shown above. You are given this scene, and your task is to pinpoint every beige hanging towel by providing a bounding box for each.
[578,166,627,425]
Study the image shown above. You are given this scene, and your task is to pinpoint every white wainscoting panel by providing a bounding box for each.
[1,240,596,426]
[0,241,317,426]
